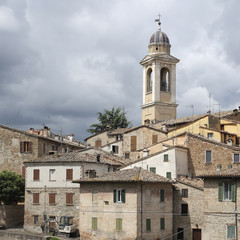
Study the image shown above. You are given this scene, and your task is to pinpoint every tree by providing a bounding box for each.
[87,107,131,134]
[0,170,25,205]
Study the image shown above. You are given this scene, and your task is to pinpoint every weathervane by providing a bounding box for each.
[155,13,161,29]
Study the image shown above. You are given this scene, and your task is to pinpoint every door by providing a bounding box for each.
[193,229,201,240]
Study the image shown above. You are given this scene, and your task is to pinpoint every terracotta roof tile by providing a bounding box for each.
[198,166,240,178]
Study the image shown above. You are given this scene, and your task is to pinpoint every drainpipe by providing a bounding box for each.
[140,183,143,240]
[235,179,238,240]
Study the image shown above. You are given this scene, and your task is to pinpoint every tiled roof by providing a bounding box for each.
[176,177,204,190]
[198,166,240,178]
[24,148,130,166]
[73,167,174,183]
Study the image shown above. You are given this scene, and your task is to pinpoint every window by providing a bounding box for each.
[112,145,119,154]
[146,218,151,231]
[233,153,240,163]
[33,169,40,181]
[160,218,165,230]
[219,182,236,202]
[217,164,222,171]
[160,189,165,202]
[227,225,236,239]
[145,189,151,203]
[96,154,100,162]
[149,167,156,174]
[49,193,56,205]
[116,218,122,231]
[95,140,102,148]
[160,67,170,92]
[113,189,125,203]
[92,190,98,203]
[125,153,130,159]
[166,172,171,179]
[49,169,56,181]
[152,135,158,144]
[177,228,184,240]
[181,204,188,216]
[52,145,57,151]
[66,193,74,205]
[146,68,152,93]
[33,193,39,204]
[92,217,97,230]
[66,169,73,181]
[43,143,46,154]
[182,189,188,198]
[20,141,33,153]
[34,215,39,225]
[207,132,213,139]
[131,136,137,151]
[164,154,169,162]
[205,150,212,163]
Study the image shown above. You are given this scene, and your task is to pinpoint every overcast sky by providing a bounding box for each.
[0,0,240,140]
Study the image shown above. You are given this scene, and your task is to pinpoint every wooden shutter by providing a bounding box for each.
[160,218,165,230]
[66,193,73,205]
[92,217,97,230]
[33,169,39,181]
[113,190,117,203]
[29,142,33,153]
[33,193,39,204]
[22,166,26,179]
[160,190,164,202]
[152,135,158,144]
[131,136,137,151]
[121,189,125,203]
[218,182,223,202]
[20,142,24,153]
[95,140,102,148]
[49,193,56,204]
[116,218,122,231]
[231,182,236,202]
[146,218,151,231]
[66,169,73,181]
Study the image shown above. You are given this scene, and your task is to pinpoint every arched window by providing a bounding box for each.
[146,68,152,93]
[160,68,170,92]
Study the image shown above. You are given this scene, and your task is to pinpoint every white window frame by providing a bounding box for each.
[117,189,123,203]
[233,153,240,163]
[223,182,232,201]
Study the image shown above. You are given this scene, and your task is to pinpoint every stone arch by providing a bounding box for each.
[160,67,170,92]
[146,68,152,93]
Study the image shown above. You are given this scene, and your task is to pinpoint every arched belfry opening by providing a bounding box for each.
[146,68,152,93]
[160,67,170,92]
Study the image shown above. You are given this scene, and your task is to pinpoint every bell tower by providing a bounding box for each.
[140,18,179,124]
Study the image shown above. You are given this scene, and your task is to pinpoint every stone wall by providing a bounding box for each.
[0,205,24,228]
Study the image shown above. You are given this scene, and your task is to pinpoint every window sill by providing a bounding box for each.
[66,204,74,206]
[33,203,40,205]
[205,162,212,165]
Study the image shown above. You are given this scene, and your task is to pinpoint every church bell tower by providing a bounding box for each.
[140,18,179,124]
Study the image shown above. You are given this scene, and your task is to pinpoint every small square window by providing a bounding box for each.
[33,215,38,224]
[112,145,119,154]
[182,189,188,198]
[207,132,213,139]
[164,154,169,162]
[125,153,130,159]
[149,167,156,174]
[234,153,240,163]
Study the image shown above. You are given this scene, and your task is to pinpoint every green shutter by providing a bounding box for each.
[160,218,165,230]
[113,189,117,203]
[150,167,156,173]
[121,189,125,203]
[218,182,223,202]
[146,218,151,231]
[164,154,168,162]
[166,172,171,179]
[231,182,236,202]
[116,218,122,231]
[92,217,97,230]
[160,190,165,202]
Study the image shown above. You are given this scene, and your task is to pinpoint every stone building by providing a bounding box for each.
[0,124,85,175]
[73,167,174,240]
[173,177,204,240]
[24,148,127,233]
[199,167,240,240]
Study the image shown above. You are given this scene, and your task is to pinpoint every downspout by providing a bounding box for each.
[141,182,143,240]
[172,185,175,240]
[235,178,238,240]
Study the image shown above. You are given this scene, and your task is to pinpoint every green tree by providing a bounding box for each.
[87,107,131,134]
[0,170,25,205]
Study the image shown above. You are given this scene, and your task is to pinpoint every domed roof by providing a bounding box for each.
[149,30,170,45]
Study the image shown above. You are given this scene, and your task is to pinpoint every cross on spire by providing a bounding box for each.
[155,13,161,29]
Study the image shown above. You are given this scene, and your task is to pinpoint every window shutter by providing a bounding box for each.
[92,217,97,230]
[20,142,23,153]
[33,193,39,204]
[49,193,56,204]
[22,166,26,179]
[146,219,151,231]
[152,135,158,144]
[33,169,39,181]
[160,218,165,230]
[116,218,122,231]
[160,190,165,202]
[121,189,125,203]
[29,142,33,153]
[164,154,168,162]
[131,136,137,151]
[66,169,73,180]
[218,182,223,202]
[113,190,117,203]
[231,182,236,202]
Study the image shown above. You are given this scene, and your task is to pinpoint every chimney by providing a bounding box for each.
[143,148,149,157]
